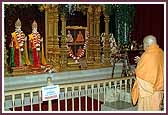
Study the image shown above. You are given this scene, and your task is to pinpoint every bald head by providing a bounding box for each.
[143,35,157,50]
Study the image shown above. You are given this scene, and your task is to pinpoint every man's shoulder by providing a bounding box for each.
[146,47,163,54]
[144,48,163,60]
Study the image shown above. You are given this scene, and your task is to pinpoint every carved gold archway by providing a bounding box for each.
[41,4,111,71]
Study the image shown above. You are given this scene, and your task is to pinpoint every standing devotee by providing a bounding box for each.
[132,35,164,111]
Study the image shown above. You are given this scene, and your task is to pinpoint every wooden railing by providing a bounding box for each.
[4,76,135,111]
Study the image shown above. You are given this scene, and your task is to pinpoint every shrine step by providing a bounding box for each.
[9,66,47,76]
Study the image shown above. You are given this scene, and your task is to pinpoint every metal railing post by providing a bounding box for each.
[47,77,52,111]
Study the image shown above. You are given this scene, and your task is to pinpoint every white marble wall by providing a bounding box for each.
[5,65,130,91]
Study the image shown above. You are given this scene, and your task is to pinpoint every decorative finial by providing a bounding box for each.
[15,18,21,27]
[32,20,37,28]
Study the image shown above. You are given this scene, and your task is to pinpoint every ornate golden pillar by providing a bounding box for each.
[53,5,59,49]
[53,5,61,71]
[96,19,100,37]
[104,15,109,36]
[44,5,48,59]
[87,11,90,33]
[45,5,54,65]
[94,6,101,64]
[89,17,94,38]
[44,5,60,71]
[93,15,96,38]
[61,15,66,36]
[104,15,110,64]
[96,6,102,36]
[88,7,94,38]
[60,14,67,69]
[87,6,94,63]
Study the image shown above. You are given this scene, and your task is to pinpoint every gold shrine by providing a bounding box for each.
[4,4,112,76]
[44,5,111,71]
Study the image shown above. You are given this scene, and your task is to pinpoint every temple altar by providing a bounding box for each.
[4,4,138,78]
[3,3,165,112]
[4,4,109,77]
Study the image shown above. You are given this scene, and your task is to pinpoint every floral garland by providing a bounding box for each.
[68,40,88,60]
[32,32,41,51]
[68,32,89,61]
[15,31,25,51]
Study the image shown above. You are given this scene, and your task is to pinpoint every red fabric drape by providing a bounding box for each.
[32,48,40,67]
[14,49,20,67]
[131,4,164,50]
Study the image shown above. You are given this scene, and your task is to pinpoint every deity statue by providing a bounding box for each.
[75,31,84,42]
[100,33,105,47]
[109,33,118,64]
[131,40,138,50]
[85,30,89,40]
[76,46,84,57]
[109,33,117,48]
[100,33,105,64]
[9,18,30,67]
[66,30,74,42]
[28,20,47,67]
